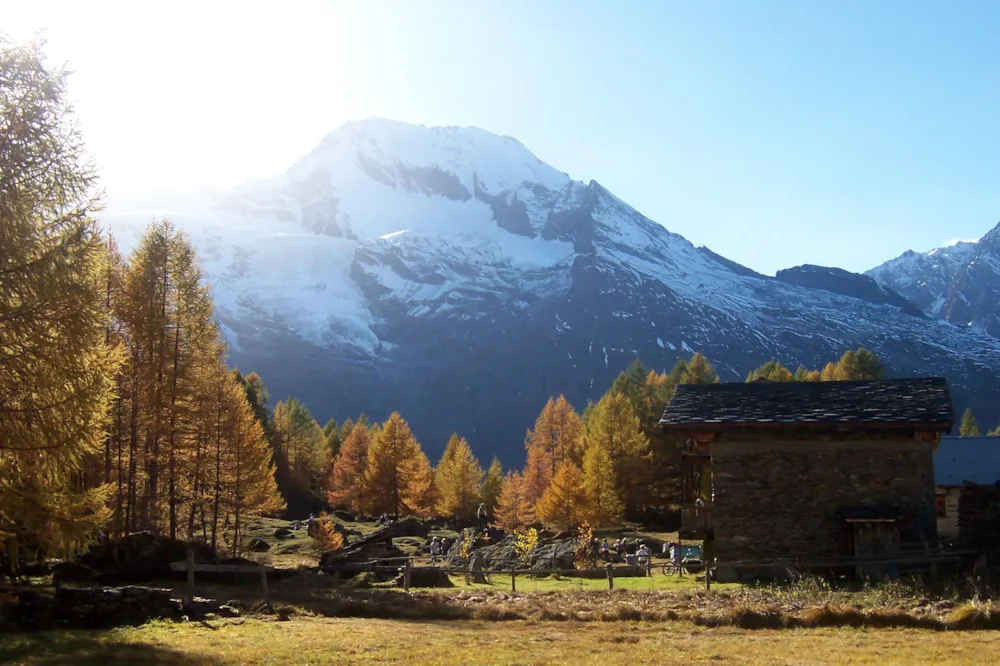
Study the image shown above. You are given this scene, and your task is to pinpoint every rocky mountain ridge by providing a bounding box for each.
[104,119,1000,463]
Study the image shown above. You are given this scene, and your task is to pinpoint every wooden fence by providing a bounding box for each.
[173,545,973,601]
[170,547,277,608]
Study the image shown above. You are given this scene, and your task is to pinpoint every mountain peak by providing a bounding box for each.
[294,117,571,200]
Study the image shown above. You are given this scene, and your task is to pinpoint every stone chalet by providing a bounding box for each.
[933,435,1000,546]
[659,377,955,566]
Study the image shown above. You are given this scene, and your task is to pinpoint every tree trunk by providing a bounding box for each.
[167,322,181,539]
[187,429,203,540]
[114,383,125,538]
[125,353,140,535]
[211,381,223,552]
[232,426,242,558]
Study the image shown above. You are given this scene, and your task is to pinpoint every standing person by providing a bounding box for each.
[429,537,442,565]
[600,539,610,561]
[477,503,487,532]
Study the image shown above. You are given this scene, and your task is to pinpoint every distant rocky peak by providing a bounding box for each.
[776,264,925,318]
[974,221,1000,250]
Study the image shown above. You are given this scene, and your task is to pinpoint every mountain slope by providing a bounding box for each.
[105,119,1000,464]
[868,224,1000,336]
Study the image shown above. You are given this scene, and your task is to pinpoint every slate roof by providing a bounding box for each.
[934,436,1000,486]
[659,377,954,430]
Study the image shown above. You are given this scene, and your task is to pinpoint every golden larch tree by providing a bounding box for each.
[535,461,588,530]
[584,391,649,510]
[0,38,121,567]
[435,434,484,523]
[494,471,534,532]
[522,439,552,508]
[581,443,623,528]
[327,424,372,513]
[525,396,584,479]
[480,457,505,515]
[362,413,432,518]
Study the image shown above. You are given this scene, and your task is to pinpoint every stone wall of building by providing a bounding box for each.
[710,438,937,563]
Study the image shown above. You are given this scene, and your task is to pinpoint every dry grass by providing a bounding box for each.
[947,603,1000,630]
[4,616,1000,665]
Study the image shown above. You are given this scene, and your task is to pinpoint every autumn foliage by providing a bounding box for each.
[3,38,914,576]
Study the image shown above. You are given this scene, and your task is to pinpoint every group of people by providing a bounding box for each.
[594,538,653,567]
[428,535,451,564]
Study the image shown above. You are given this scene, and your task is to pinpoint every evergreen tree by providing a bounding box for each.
[327,424,371,513]
[853,348,885,379]
[746,360,794,382]
[581,443,623,527]
[584,391,649,510]
[960,408,981,437]
[272,398,325,498]
[0,38,121,565]
[793,366,809,381]
[612,361,676,426]
[481,458,505,514]
[435,434,484,523]
[233,371,272,433]
[322,418,341,459]
[611,360,648,416]
[535,461,588,529]
[680,353,719,384]
[668,358,689,384]
[494,471,533,532]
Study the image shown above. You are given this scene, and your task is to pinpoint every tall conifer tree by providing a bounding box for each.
[0,38,121,565]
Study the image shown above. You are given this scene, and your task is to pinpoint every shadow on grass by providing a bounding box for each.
[0,631,224,666]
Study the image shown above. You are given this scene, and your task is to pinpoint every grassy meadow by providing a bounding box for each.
[3,616,999,665]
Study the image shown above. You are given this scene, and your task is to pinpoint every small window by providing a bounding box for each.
[935,495,947,518]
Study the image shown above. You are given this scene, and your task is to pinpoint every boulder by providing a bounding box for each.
[81,533,215,571]
[331,510,356,522]
[51,560,94,584]
[768,561,800,583]
[247,538,270,553]
[395,567,454,588]
[454,534,576,571]
[714,565,740,584]
[391,516,432,539]
[274,527,294,540]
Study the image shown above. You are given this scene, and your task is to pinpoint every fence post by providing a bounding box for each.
[606,563,614,591]
[259,563,271,610]
[186,547,195,602]
[511,569,516,593]
[705,560,712,593]
[404,558,412,593]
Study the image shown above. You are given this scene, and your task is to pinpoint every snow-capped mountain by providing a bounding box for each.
[105,119,1000,463]
[868,225,1000,336]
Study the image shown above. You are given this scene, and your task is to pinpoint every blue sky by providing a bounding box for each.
[8,1,1000,274]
